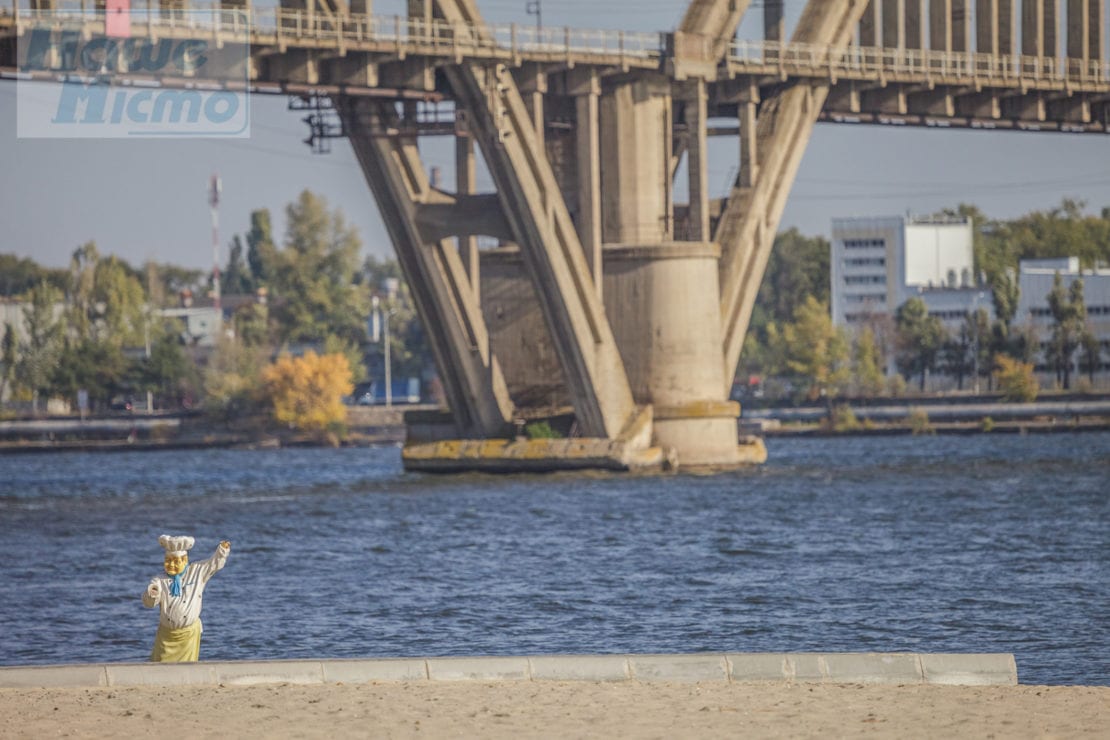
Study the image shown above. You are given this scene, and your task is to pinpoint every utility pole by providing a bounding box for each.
[526,0,541,33]
[971,291,985,395]
[209,174,222,311]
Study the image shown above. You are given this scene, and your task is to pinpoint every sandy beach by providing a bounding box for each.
[1,681,1106,739]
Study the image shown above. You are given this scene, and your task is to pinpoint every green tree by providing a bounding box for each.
[894,297,948,391]
[222,235,254,295]
[15,281,65,413]
[151,263,205,303]
[51,337,128,411]
[66,243,147,347]
[1078,328,1102,385]
[0,254,68,297]
[203,334,269,422]
[775,296,850,402]
[1045,273,1086,389]
[138,331,200,409]
[943,307,991,391]
[756,229,831,325]
[232,302,270,347]
[0,323,16,403]
[851,326,885,397]
[268,191,370,347]
[246,209,278,288]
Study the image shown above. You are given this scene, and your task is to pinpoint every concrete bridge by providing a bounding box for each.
[4,0,1109,472]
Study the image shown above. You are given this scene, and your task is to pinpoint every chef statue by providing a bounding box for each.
[142,534,231,662]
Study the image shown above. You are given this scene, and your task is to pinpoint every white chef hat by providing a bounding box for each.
[158,534,195,557]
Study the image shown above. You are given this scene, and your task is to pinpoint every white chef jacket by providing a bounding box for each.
[142,544,229,630]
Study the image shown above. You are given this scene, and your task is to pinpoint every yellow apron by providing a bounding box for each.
[150,620,202,662]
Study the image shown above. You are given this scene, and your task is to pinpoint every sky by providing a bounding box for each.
[2,0,1110,275]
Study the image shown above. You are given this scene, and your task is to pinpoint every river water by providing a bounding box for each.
[0,433,1106,685]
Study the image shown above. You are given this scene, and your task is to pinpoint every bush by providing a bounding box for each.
[994,355,1039,403]
[261,351,354,438]
[907,407,934,435]
[524,420,561,439]
[827,403,862,432]
[980,416,995,433]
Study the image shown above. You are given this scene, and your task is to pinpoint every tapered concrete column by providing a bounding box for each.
[573,72,603,297]
[739,99,758,188]
[599,75,673,244]
[931,0,952,51]
[603,243,759,467]
[684,80,710,242]
[1024,0,1046,55]
[907,0,927,47]
[1066,0,1098,61]
[978,0,1015,54]
[1023,0,1058,56]
[517,66,547,151]
[952,0,972,51]
[764,0,785,41]
[882,0,907,48]
[455,134,480,302]
[1046,0,1059,56]
[860,0,880,45]
[1090,0,1105,61]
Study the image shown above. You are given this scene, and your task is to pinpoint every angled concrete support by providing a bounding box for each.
[716,0,869,388]
[571,70,603,296]
[455,134,480,302]
[340,98,514,438]
[680,0,754,59]
[433,0,638,441]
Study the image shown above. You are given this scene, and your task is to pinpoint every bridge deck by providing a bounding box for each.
[3,7,1109,96]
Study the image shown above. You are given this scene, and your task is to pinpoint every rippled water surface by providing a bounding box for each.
[1,433,1107,685]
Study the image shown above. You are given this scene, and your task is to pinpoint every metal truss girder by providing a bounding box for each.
[340,97,515,438]
[715,0,870,392]
[432,0,638,440]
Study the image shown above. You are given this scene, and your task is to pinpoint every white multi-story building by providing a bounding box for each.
[831,215,987,333]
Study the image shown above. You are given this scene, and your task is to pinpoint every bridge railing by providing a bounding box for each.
[7,4,1109,86]
[730,38,1110,86]
[8,3,664,61]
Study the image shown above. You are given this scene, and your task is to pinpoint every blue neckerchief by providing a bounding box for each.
[169,564,189,597]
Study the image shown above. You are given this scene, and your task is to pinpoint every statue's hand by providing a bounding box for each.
[220,540,231,552]
[147,580,161,599]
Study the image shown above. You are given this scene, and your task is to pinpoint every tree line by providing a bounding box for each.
[1,190,426,434]
[3,196,1107,420]
[739,199,1110,402]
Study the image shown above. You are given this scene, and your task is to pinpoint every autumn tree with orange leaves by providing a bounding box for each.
[261,351,354,438]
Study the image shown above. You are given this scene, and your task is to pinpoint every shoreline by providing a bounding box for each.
[2,679,1106,739]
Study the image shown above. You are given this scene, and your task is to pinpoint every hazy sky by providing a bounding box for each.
[3,0,1110,275]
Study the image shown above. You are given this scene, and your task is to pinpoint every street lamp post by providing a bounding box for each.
[383,305,392,408]
[526,0,541,33]
[372,295,396,408]
[971,291,985,395]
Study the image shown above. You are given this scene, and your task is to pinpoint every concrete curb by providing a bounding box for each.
[0,652,1017,689]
